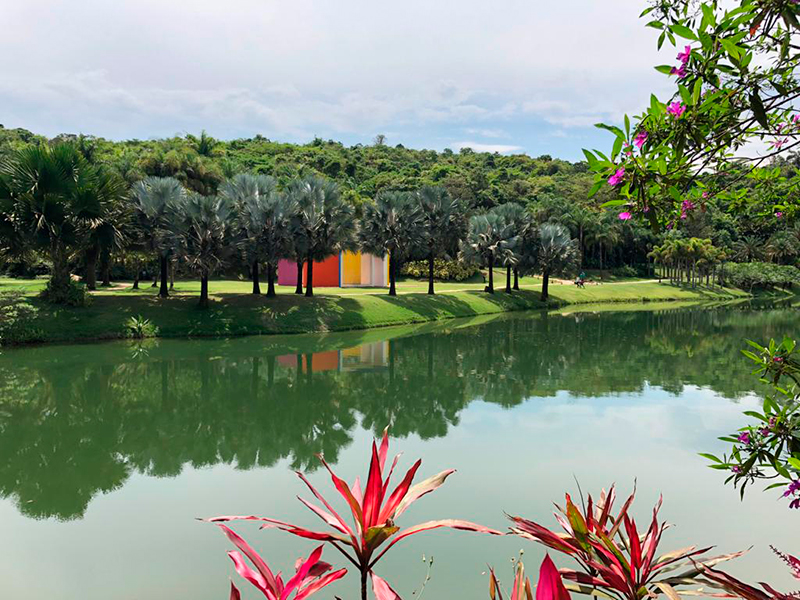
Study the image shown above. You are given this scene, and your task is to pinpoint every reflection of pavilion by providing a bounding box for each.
[276,341,390,373]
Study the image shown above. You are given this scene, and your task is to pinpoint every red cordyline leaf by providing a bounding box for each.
[537,555,570,600]
[372,572,402,600]
[206,428,501,581]
[229,581,241,600]
[695,551,800,600]
[221,533,344,600]
[510,484,741,600]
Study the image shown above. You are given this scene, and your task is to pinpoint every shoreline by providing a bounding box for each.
[0,280,755,347]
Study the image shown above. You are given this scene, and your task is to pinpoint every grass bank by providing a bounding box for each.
[0,276,750,346]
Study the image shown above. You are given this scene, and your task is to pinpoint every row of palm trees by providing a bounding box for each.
[648,238,726,287]
[0,143,580,307]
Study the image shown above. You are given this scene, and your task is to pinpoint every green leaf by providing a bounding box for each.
[671,24,698,40]
[655,65,674,75]
[698,453,722,463]
[749,91,769,129]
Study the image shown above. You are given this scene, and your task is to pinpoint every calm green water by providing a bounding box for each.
[0,303,798,599]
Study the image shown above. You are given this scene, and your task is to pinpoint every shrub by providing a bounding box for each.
[0,292,42,345]
[724,262,800,291]
[401,258,478,281]
[40,278,91,307]
[611,265,639,278]
[125,315,158,339]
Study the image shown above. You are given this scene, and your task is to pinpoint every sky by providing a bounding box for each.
[0,0,677,161]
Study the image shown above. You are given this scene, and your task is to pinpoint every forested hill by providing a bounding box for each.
[3,124,797,274]
[0,125,608,210]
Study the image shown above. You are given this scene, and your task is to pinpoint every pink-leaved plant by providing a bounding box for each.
[206,429,501,600]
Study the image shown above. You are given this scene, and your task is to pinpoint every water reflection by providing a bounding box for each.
[0,303,795,521]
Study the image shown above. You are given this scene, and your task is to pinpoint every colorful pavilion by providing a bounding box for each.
[277,251,388,288]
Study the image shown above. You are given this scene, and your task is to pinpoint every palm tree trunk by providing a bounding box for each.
[389,254,397,296]
[252,260,261,294]
[305,255,314,297]
[199,272,209,308]
[84,245,98,290]
[266,263,276,298]
[295,260,304,295]
[47,239,72,303]
[513,268,520,290]
[427,252,435,295]
[101,249,112,287]
[159,255,169,298]
[505,266,512,293]
[169,261,175,290]
[486,256,494,293]
[541,268,550,301]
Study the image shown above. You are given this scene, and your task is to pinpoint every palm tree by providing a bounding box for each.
[287,176,356,297]
[491,203,528,292]
[766,231,798,265]
[586,213,621,272]
[82,168,129,290]
[220,174,279,294]
[176,194,234,308]
[460,212,518,294]
[0,143,119,303]
[359,191,424,296]
[733,235,763,262]
[131,177,186,298]
[537,223,579,301]
[415,186,467,295]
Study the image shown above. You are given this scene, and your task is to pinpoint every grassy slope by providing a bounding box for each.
[0,276,749,345]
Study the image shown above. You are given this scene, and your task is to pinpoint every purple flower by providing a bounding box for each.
[776,211,784,218]
[771,137,789,149]
[736,431,750,445]
[670,65,687,78]
[618,211,632,221]
[667,101,686,118]
[759,427,770,436]
[677,45,692,64]
[769,416,778,429]
[731,465,742,474]
[784,480,800,497]
[634,130,649,148]
[702,191,710,199]
[607,167,625,186]
[783,480,800,509]
[774,356,784,363]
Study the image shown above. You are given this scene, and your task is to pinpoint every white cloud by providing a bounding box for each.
[449,141,523,154]
[0,0,680,157]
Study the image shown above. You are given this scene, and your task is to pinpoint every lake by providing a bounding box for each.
[0,302,798,599]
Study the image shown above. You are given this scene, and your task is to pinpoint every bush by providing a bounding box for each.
[611,265,639,278]
[40,279,91,307]
[724,261,800,291]
[401,259,478,281]
[125,315,158,339]
[0,292,42,345]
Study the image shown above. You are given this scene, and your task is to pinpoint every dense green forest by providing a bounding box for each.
[0,124,797,283]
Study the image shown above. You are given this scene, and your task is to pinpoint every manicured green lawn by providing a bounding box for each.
[0,275,750,345]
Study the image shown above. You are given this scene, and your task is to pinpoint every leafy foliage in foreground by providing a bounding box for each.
[509,484,743,600]
[205,429,501,600]
[704,336,800,509]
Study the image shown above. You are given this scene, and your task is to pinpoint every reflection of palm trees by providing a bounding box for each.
[0,306,795,520]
